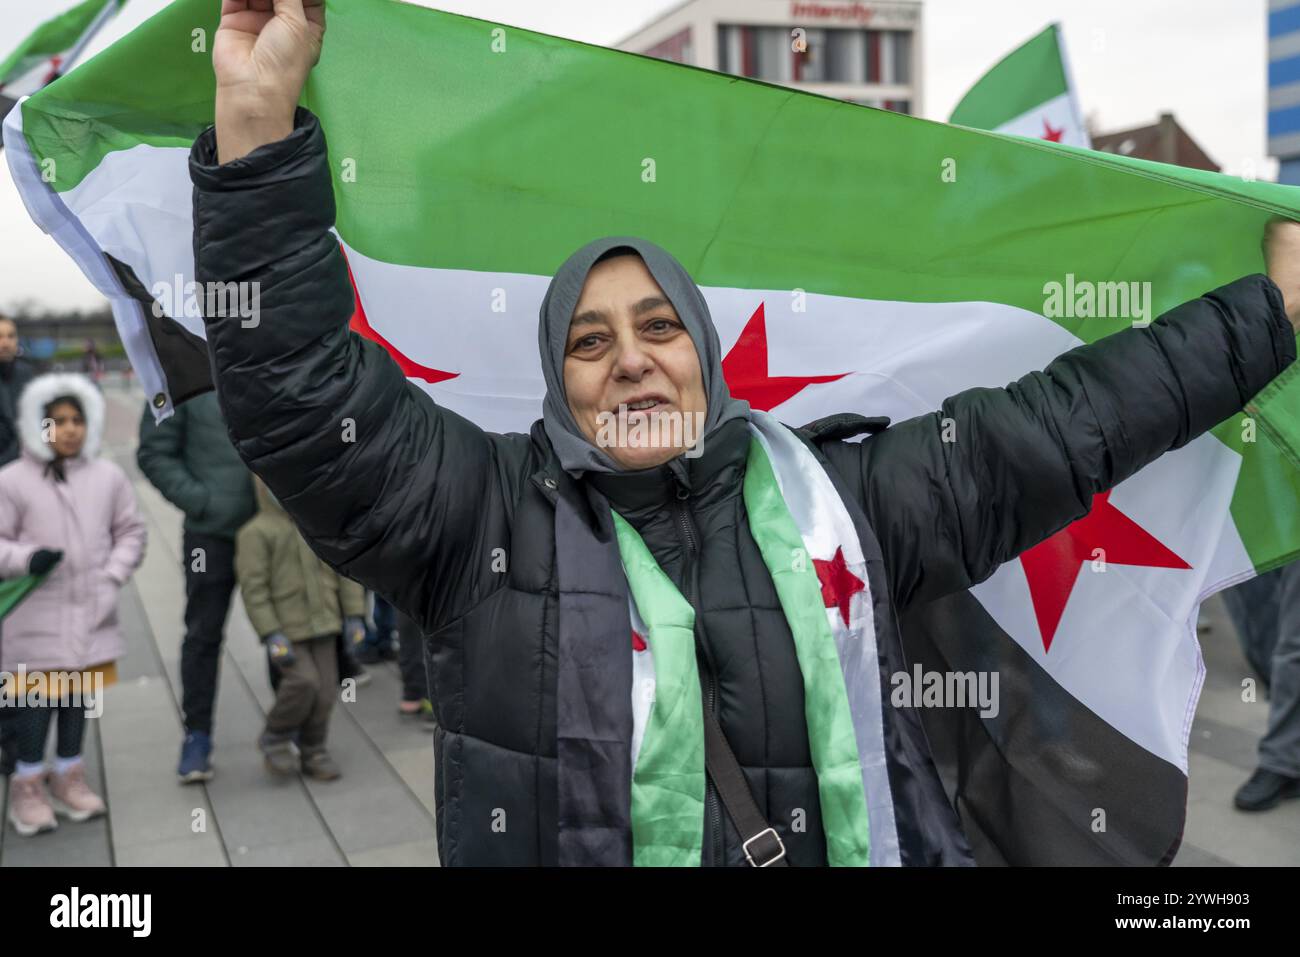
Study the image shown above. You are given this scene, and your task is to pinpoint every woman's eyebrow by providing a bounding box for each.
[570,296,674,334]
[632,296,674,316]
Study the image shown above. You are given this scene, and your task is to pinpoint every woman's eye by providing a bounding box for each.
[571,335,601,352]
[647,318,678,334]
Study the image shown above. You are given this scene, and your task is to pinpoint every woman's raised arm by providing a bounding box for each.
[196,0,515,633]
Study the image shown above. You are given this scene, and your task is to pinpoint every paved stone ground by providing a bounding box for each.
[1,378,1297,865]
[1,380,439,867]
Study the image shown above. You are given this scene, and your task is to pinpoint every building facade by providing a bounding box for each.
[1093,113,1220,173]
[616,0,923,114]
[1269,0,1300,184]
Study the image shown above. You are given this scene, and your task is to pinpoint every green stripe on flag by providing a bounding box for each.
[949,24,1069,129]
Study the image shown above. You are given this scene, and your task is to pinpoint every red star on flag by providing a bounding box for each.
[632,629,647,652]
[341,245,459,385]
[813,546,865,628]
[1041,118,1065,142]
[722,303,849,411]
[41,56,63,86]
[1019,491,1190,652]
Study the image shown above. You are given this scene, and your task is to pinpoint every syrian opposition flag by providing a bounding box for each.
[0,0,126,116]
[950,23,1091,148]
[7,0,1300,865]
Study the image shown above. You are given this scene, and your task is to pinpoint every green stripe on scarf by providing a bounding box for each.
[614,438,871,866]
[612,512,705,866]
[743,438,872,866]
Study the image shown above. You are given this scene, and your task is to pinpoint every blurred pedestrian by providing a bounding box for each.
[353,593,397,664]
[80,339,103,384]
[0,374,146,836]
[236,478,365,779]
[0,315,37,467]
[396,611,434,729]
[1222,561,1300,811]
[137,393,256,783]
[0,313,37,778]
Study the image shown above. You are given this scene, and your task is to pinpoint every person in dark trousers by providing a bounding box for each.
[0,314,38,778]
[198,1,1300,865]
[396,611,434,728]
[0,373,146,835]
[136,393,256,783]
[1221,561,1300,810]
[354,593,397,664]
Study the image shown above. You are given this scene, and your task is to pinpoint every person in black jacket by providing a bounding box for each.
[194,1,1300,866]
[0,315,38,468]
[0,312,37,778]
[137,392,256,783]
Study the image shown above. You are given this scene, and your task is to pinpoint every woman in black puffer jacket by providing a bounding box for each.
[192,1,1299,866]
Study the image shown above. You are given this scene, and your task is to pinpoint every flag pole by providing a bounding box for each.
[1054,22,1092,149]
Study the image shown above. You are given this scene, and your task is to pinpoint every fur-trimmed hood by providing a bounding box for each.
[18,372,105,462]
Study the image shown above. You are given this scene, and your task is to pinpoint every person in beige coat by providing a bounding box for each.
[236,479,365,779]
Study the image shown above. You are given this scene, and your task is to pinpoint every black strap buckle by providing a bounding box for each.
[742,827,787,867]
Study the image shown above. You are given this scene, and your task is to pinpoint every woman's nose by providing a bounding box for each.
[612,341,654,380]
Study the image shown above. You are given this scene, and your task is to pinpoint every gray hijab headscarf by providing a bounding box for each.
[538,236,750,476]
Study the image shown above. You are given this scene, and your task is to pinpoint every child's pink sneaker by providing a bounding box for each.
[48,764,106,822]
[7,774,58,836]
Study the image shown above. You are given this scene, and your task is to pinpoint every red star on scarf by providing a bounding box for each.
[722,303,849,411]
[1019,491,1190,652]
[1041,118,1065,142]
[340,245,459,385]
[813,547,865,629]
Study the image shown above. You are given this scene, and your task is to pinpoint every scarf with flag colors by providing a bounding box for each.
[6,0,1300,863]
[618,410,890,866]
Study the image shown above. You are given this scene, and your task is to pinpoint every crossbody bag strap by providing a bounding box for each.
[702,706,788,867]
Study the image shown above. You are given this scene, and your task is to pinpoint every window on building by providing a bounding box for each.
[821,29,866,83]
[754,26,791,82]
[887,30,912,84]
[717,25,912,87]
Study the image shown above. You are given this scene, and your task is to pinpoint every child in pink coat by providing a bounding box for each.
[0,373,146,836]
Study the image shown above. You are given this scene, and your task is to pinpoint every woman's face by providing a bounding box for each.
[45,400,86,459]
[563,254,707,470]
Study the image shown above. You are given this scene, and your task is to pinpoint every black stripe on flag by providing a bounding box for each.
[0,95,17,143]
[106,254,214,407]
[901,589,1186,866]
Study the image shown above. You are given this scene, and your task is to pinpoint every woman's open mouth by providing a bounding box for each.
[615,394,671,416]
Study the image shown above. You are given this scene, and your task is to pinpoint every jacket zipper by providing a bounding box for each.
[672,478,724,866]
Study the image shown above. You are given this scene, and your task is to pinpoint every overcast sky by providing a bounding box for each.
[0,0,1275,312]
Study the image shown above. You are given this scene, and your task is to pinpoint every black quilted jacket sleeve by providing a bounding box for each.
[190,108,521,632]
[822,275,1297,611]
